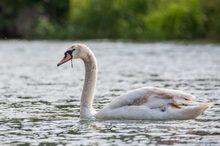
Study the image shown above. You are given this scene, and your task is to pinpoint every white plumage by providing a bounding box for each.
[57,44,212,120]
[95,87,211,120]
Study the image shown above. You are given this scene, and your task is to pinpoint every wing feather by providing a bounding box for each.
[105,87,196,110]
[146,87,196,109]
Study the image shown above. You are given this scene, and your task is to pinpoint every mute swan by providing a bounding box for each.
[57,44,212,120]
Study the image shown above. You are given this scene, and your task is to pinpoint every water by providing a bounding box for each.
[0,40,219,145]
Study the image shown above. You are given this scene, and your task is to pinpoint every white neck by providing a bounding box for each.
[80,48,97,119]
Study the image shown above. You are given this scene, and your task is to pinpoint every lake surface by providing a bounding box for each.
[0,40,219,145]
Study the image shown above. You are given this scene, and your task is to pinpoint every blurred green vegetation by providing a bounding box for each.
[1,0,220,41]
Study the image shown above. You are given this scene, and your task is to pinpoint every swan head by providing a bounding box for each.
[57,44,89,67]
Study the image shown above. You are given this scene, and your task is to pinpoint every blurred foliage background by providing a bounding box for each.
[1,0,220,41]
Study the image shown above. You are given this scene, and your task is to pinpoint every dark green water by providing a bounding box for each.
[0,40,219,145]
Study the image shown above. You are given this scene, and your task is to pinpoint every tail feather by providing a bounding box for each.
[180,103,213,119]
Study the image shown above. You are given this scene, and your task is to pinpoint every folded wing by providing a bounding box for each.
[104,87,196,110]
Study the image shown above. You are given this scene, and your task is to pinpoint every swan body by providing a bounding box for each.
[95,87,210,120]
[57,43,212,120]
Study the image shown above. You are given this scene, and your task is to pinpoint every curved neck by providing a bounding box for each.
[80,49,97,119]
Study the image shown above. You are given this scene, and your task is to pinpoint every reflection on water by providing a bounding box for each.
[0,40,219,145]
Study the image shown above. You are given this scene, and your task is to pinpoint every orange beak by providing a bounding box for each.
[57,53,72,67]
